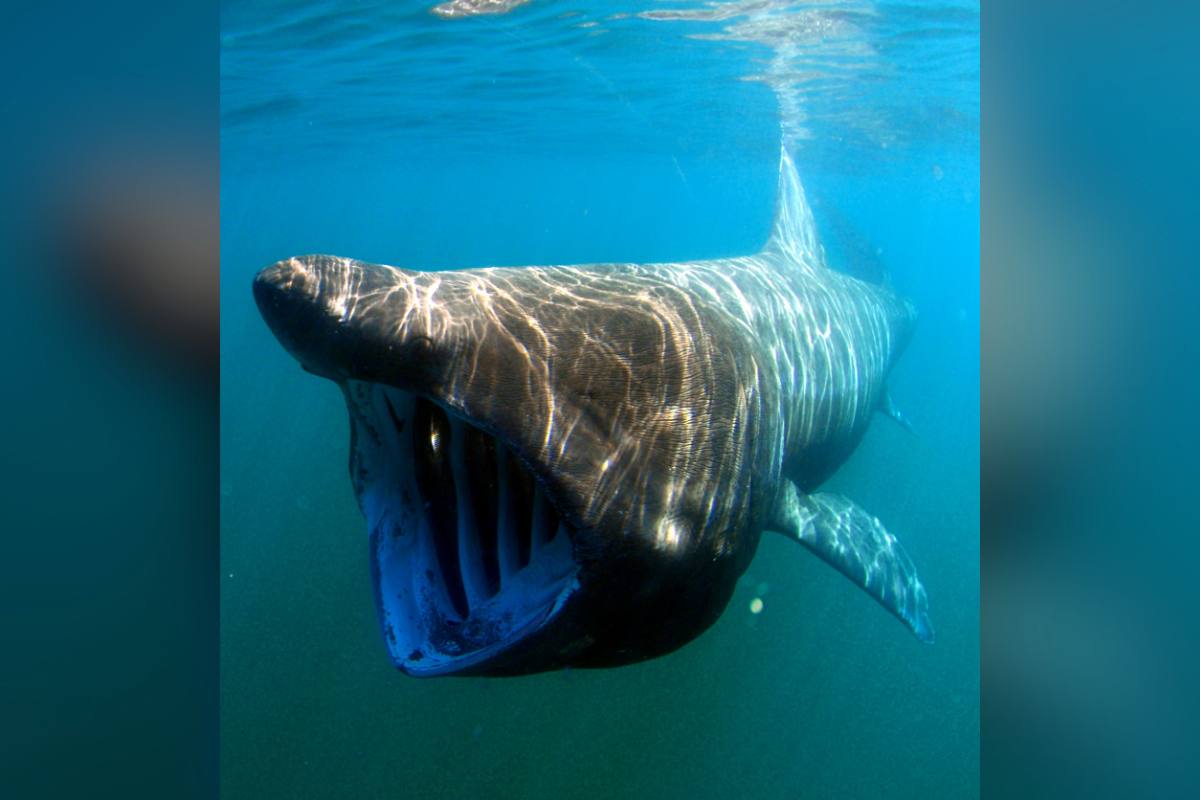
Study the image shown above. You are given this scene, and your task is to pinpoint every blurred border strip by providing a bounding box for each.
[0,1,217,798]
[984,2,1198,798]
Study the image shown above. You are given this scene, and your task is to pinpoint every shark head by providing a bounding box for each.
[253,254,771,676]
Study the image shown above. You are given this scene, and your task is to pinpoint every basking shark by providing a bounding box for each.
[253,148,933,677]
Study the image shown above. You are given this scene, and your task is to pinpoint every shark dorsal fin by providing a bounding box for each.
[764,146,825,271]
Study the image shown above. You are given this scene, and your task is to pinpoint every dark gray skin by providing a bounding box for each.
[253,149,932,677]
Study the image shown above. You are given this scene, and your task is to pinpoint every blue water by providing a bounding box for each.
[221,1,978,797]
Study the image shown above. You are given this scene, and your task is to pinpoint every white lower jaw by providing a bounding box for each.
[346,381,580,676]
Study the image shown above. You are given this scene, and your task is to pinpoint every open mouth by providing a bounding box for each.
[343,381,580,676]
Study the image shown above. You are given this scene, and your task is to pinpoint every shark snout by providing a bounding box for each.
[254,255,353,379]
[253,256,321,306]
[253,255,450,386]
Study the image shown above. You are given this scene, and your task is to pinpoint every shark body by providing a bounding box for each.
[253,148,932,676]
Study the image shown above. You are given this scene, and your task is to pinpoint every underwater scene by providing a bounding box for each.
[221,1,978,797]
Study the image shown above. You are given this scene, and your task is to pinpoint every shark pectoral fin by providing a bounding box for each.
[769,481,934,643]
[879,386,917,435]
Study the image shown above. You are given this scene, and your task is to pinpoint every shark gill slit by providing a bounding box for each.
[411,396,470,620]
[462,424,502,598]
[531,483,559,553]
[494,444,519,582]
[505,448,535,570]
[408,391,570,623]
[383,392,406,435]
